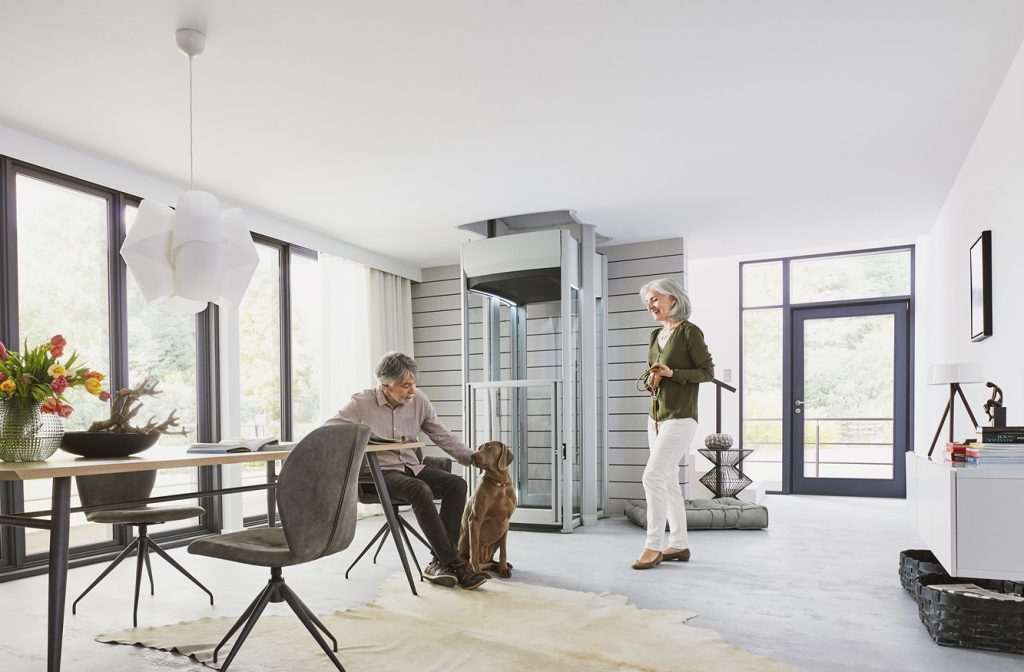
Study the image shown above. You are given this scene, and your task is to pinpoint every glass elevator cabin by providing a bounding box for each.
[459,214,608,532]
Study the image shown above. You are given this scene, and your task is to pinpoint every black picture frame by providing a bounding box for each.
[970,230,992,342]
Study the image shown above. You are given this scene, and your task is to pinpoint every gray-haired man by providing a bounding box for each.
[325,351,488,590]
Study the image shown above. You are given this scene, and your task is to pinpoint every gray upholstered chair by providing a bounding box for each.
[72,470,213,627]
[188,423,369,672]
[344,452,451,581]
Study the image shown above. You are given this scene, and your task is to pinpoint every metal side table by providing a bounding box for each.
[698,447,753,498]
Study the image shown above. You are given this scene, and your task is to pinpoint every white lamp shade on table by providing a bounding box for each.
[927,363,984,385]
[121,191,259,314]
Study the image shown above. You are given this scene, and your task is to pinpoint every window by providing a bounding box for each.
[740,247,914,494]
[15,171,114,555]
[125,204,202,532]
[790,249,911,304]
[1,158,214,574]
[290,250,323,440]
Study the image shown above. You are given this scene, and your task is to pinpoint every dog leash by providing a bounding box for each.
[636,366,661,434]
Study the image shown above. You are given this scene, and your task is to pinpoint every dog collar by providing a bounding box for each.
[483,473,511,488]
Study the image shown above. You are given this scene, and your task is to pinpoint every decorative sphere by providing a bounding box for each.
[704,433,734,449]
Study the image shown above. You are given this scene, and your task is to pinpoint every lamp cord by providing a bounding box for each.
[188,54,194,190]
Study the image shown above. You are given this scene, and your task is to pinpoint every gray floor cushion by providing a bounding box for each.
[624,497,768,530]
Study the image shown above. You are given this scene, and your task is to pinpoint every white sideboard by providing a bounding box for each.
[906,452,1024,580]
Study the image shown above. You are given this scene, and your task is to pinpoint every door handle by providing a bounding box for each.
[794,399,803,414]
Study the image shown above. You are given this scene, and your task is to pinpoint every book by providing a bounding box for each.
[975,433,1024,444]
[368,432,407,445]
[965,444,1024,458]
[187,437,279,454]
[981,426,1024,433]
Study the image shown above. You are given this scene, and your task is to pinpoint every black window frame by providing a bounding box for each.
[738,244,916,495]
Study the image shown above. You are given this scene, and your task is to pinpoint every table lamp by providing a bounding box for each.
[927,362,983,457]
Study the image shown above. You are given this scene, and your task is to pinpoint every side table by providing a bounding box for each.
[698,448,753,498]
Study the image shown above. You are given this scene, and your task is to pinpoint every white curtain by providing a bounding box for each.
[368,268,415,366]
[318,253,374,423]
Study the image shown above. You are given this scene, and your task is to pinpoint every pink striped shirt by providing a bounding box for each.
[325,387,473,474]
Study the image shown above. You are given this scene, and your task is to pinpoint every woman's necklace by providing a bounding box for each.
[657,322,678,347]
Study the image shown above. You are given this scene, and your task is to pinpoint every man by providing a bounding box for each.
[326,351,488,590]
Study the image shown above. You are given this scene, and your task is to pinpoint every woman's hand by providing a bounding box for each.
[647,363,671,391]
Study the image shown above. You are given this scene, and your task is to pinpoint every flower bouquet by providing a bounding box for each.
[0,335,108,461]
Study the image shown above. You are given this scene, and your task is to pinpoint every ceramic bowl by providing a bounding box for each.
[60,431,160,458]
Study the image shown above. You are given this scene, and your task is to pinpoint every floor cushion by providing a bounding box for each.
[624,497,768,530]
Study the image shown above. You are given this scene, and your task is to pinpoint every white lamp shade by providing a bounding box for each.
[121,192,259,314]
[173,240,226,301]
[215,208,260,306]
[120,199,175,303]
[928,362,984,385]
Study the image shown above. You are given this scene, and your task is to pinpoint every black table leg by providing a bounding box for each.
[267,461,277,527]
[366,454,417,596]
[47,476,71,672]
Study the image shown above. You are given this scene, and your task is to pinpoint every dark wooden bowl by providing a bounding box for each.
[60,431,160,458]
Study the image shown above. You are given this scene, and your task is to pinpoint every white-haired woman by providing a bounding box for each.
[633,278,714,569]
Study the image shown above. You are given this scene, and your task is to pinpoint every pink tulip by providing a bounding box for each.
[50,376,68,394]
[99,390,111,402]
[0,341,6,360]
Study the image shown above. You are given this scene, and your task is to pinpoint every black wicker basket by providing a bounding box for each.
[916,572,1024,654]
[899,549,947,597]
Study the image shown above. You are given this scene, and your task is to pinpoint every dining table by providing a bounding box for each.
[0,445,293,672]
[0,438,427,671]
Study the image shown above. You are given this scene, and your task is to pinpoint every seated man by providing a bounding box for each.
[326,351,488,590]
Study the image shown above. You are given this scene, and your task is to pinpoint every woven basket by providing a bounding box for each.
[916,572,1024,654]
[899,549,947,598]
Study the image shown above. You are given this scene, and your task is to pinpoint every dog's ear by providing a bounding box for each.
[499,443,513,470]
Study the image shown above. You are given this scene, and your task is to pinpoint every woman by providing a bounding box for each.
[633,278,714,570]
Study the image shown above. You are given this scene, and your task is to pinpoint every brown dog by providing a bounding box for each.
[457,441,517,577]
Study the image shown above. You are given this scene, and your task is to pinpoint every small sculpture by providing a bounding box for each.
[983,381,1006,427]
[88,376,188,436]
[704,433,734,449]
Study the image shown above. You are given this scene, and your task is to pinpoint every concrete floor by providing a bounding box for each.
[2,494,1023,671]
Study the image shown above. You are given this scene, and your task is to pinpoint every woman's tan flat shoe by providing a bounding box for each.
[662,548,691,562]
[631,551,663,570]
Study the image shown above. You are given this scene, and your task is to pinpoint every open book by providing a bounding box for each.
[187,437,279,454]
[369,432,407,445]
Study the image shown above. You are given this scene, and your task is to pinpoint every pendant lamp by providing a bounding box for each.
[121,28,259,314]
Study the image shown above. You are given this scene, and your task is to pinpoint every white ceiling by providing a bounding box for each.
[2,1,1024,267]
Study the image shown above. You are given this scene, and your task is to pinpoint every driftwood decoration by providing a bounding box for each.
[88,376,189,436]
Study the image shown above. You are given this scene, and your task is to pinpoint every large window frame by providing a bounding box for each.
[738,245,916,495]
[0,156,221,580]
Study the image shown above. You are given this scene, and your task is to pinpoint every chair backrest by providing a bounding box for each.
[277,423,369,564]
[76,470,157,515]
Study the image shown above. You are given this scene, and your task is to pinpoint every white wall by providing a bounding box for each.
[0,123,420,281]
[916,38,1024,450]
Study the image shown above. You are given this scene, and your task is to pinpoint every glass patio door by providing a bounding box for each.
[791,301,909,496]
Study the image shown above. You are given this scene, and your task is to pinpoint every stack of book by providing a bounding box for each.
[943,441,968,462]
[965,427,1024,465]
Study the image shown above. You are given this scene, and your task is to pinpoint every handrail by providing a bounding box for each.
[709,378,736,433]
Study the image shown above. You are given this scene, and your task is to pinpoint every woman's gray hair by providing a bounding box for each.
[375,351,419,385]
[639,278,692,322]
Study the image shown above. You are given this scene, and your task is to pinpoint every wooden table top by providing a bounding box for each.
[0,441,424,481]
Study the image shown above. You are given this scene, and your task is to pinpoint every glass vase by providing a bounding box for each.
[0,398,65,462]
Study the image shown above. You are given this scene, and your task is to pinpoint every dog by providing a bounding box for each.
[457,441,517,578]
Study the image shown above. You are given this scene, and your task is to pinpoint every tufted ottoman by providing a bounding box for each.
[624,497,769,530]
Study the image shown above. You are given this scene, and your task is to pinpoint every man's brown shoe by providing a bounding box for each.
[662,548,691,562]
[631,551,663,570]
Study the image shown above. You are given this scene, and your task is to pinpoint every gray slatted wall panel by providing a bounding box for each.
[412,265,474,458]
[599,238,686,514]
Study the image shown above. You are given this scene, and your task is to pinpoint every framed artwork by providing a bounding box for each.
[970,230,992,342]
